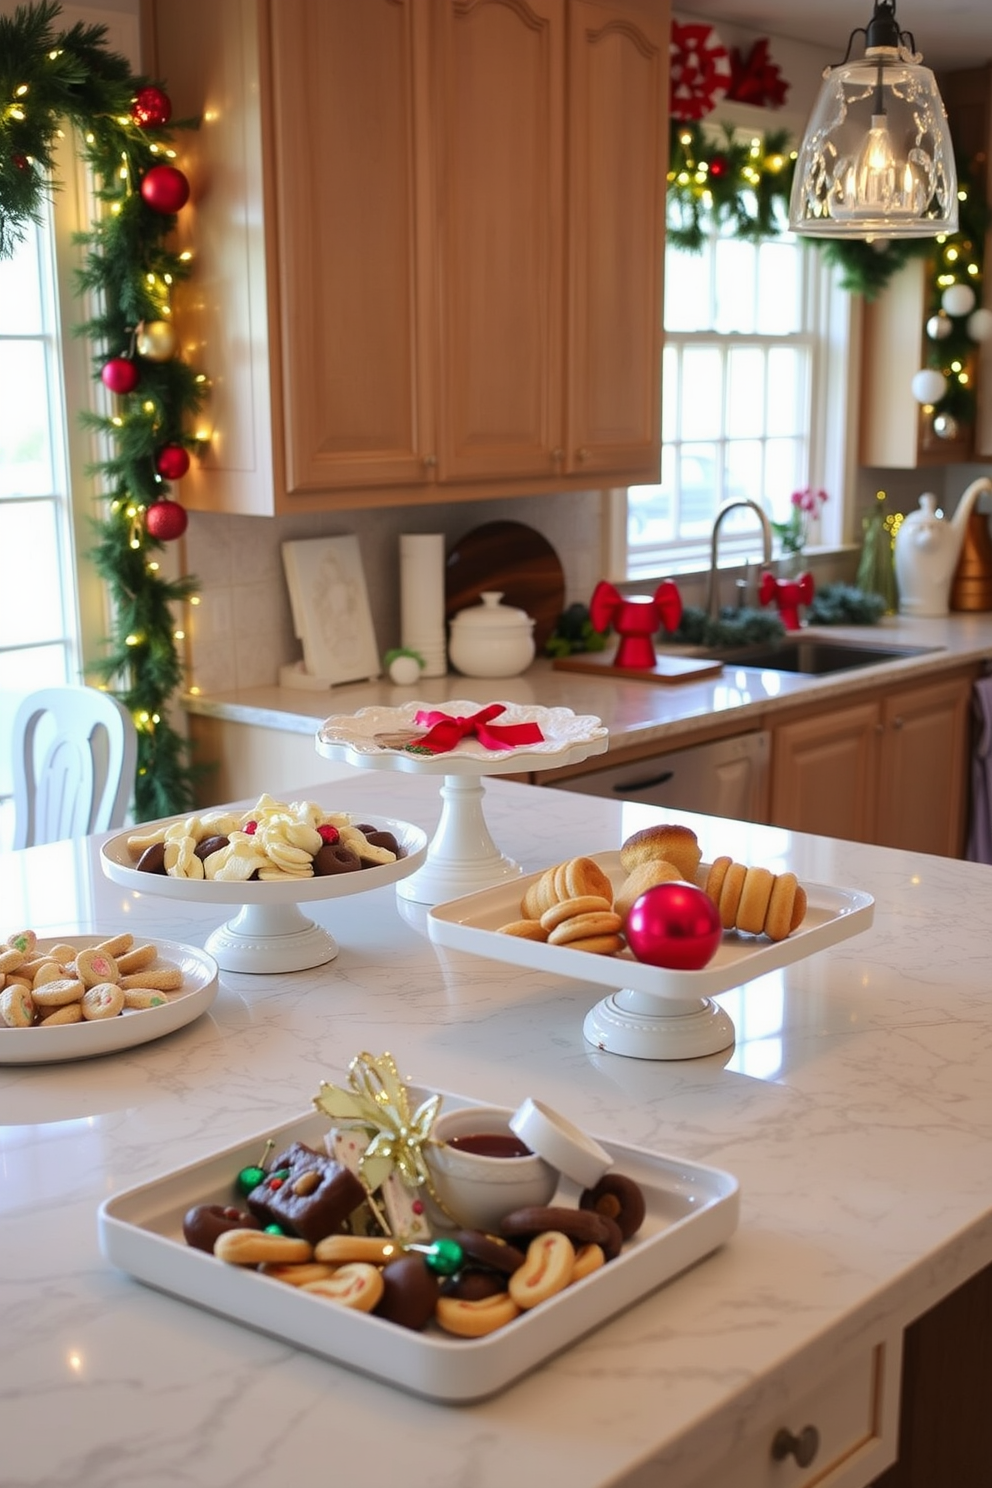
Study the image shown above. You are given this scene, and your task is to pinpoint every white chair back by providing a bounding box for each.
[12,686,138,848]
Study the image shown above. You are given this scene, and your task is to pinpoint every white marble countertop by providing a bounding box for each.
[4,771,992,1487]
[182,612,992,754]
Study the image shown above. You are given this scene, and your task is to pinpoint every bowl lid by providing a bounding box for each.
[509,1097,613,1187]
[450,591,534,632]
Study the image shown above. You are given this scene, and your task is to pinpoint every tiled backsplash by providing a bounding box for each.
[182,491,604,695]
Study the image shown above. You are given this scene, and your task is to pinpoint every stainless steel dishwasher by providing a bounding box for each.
[547,730,770,821]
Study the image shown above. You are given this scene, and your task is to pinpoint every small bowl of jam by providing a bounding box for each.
[426,1105,558,1232]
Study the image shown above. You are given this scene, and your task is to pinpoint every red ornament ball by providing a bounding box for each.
[708,153,729,179]
[145,498,188,541]
[155,444,191,481]
[140,164,190,215]
[131,86,173,128]
[101,356,139,395]
[625,882,723,971]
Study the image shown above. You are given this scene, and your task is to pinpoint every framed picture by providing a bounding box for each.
[281,536,380,686]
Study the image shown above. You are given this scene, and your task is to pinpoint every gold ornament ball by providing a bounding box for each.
[136,320,177,361]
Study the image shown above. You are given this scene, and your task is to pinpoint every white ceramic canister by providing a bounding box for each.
[447,591,536,678]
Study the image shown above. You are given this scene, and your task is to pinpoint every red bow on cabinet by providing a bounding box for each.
[589,580,683,670]
[759,571,814,631]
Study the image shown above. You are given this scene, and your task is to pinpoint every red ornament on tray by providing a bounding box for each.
[626,883,723,971]
[131,86,173,128]
[155,444,191,481]
[140,164,190,215]
[669,20,731,121]
[145,498,188,541]
[101,356,139,395]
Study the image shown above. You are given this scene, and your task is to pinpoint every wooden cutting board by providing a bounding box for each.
[445,521,566,650]
[553,650,724,684]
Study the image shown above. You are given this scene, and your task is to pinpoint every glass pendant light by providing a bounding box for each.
[789,0,957,239]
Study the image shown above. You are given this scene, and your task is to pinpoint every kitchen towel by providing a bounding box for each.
[966,673,992,865]
[400,533,447,678]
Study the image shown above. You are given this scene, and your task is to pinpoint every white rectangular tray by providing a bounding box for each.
[98,1093,739,1403]
[428,852,875,1003]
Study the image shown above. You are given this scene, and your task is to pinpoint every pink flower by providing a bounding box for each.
[791,486,828,515]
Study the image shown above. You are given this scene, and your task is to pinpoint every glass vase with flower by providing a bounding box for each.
[771,487,828,574]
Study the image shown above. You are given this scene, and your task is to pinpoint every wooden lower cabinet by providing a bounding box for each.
[769,670,976,857]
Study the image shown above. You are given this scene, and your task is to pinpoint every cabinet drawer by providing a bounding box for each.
[690,1334,901,1488]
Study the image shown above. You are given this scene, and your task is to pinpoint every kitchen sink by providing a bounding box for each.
[715,638,941,675]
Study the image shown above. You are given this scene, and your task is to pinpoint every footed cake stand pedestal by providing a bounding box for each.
[316,701,609,906]
[582,987,737,1060]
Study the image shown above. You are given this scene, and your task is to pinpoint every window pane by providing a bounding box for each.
[0,341,55,496]
[664,246,711,331]
[757,241,802,332]
[767,348,807,436]
[726,348,765,438]
[766,440,806,518]
[661,344,679,442]
[0,501,67,644]
[0,220,44,332]
[714,239,756,332]
[725,440,764,506]
[680,349,722,439]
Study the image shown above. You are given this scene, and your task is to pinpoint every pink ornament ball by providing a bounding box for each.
[140,164,190,215]
[155,444,191,481]
[101,356,139,395]
[145,498,188,541]
[625,882,723,971]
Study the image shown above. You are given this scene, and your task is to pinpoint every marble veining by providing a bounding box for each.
[3,772,992,1486]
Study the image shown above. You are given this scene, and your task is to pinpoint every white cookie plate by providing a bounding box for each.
[98,1093,739,1403]
[0,936,218,1064]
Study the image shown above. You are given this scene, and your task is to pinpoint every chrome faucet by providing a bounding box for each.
[706,499,774,620]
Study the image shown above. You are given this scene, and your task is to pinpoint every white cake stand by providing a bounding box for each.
[100,815,429,973]
[316,701,609,905]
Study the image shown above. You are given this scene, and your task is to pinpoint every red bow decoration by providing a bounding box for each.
[409,705,545,756]
[760,571,814,631]
[669,20,731,122]
[589,580,683,670]
[727,39,789,110]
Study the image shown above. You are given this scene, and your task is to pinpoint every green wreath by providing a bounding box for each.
[0,0,206,820]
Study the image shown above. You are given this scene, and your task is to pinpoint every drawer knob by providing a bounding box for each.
[771,1425,820,1468]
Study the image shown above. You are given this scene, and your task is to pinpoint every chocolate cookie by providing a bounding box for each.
[448,1228,526,1277]
[246,1143,366,1244]
[498,1205,615,1253]
[440,1269,508,1301]
[182,1203,260,1253]
[375,1254,439,1331]
[312,842,362,876]
[579,1172,646,1241]
[194,834,230,861]
[136,841,167,874]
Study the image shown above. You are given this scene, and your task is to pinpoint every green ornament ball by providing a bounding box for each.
[424,1237,464,1276]
[237,1165,266,1194]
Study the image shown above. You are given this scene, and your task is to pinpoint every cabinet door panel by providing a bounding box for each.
[272,0,435,491]
[434,0,565,482]
[566,0,666,477]
[770,703,878,843]
[875,677,972,857]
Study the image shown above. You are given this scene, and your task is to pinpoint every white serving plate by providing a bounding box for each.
[98,1094,739,1403]
[428,854,875,1060]
[0,936,218,1064]
[316,703,609,904]
[100,814,429,973]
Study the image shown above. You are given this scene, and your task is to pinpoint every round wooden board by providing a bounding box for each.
[445,521,566,649]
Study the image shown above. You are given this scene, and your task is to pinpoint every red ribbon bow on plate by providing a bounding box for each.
[409,705,545,755]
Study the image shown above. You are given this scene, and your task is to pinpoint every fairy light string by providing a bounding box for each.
[0,0,208,819]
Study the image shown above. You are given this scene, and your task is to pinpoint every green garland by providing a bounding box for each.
[667,120,795,250]
[0,0,206,821]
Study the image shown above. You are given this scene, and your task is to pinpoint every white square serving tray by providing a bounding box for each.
[98,1092,739,1403]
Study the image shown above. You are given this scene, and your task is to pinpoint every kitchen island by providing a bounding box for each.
[3,772,992,1487]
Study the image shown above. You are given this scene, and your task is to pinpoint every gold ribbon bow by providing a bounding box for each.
[313,1051,441,1196]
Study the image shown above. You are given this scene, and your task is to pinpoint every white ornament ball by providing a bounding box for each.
[926,312,953,341]
[911,368,948,406]
[966,306,992,343]
[388,654,422,685]
[941,283,977,318]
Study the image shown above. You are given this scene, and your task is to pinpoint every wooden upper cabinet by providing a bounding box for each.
[272,0,436,493]
[567,0,667,477]
[149,0,668,514]
[433,0,565,483]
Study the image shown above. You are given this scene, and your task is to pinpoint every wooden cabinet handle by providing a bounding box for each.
[552,447,564,463]
[892,716,904,729]
[576,447,590,461]
[771,1424,820,1467]
[422,454,437,469]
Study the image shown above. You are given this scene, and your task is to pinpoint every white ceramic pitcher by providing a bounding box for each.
[894,477,992,617]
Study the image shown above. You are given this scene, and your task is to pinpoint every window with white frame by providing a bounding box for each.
[621,128,851,581]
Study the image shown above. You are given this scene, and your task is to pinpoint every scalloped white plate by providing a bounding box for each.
[0,936,218,1064]
[316,700,609,777]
